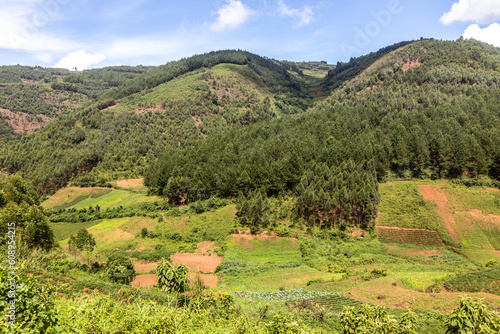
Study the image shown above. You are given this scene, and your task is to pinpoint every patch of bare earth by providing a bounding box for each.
[21,78,35,84]
[467,209,500,228]
[133,259,158,273]
[116,178,144,188]
[187,272,218,288]
[102,104,118,111]
[195,241,218,255]
[134,104,163,115]
[192,116,203,127]
[402,59,422,71]
[0,108,53,134]
[131,274,157,288]
[171,253,222,273]
[230,230,298,250]
[418,185,461,244]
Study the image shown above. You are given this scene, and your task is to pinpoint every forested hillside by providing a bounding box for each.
[145,39,500,232]
[0,51,315,194]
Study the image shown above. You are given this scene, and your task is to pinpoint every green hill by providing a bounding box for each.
[0,51,328,194]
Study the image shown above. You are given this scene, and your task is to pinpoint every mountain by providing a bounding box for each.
[145,39,500,201]
[0,50,326,194]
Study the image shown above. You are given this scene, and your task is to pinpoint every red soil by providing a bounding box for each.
[418,185,461,244]
[171,253,222,273]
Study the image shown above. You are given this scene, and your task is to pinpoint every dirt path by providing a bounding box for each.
[418,185,461,244]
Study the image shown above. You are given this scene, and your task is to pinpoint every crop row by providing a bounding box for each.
[377,226,444,246]
[232,288,341,302]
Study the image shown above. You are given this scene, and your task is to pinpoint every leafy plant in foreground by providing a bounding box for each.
[445,297,500,334]
[156,259,189,293]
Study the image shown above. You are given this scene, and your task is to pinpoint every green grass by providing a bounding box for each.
[440,183,500,215]
[42,186,160,211]
[224,236,301,265]
[155,205,237,247]
[378,182,446,231]
[50,221,102,241]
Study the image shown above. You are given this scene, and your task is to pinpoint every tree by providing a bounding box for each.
[0,175,54,251]
[106,252,136,285]
[156,259,189,293]
[69,228,96,269]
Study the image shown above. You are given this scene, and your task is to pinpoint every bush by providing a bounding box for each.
[0,265,58,333]
[445,297,500,333]
[156,260,189,293]
[340,304,417,334]
[106,252,136,285]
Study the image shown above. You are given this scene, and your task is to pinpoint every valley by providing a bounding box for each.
[1,38,500,333]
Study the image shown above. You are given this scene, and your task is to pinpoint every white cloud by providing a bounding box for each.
[54,50,106,70]
[0,0,77,54]
[440,0,500,25]
[463,23,500,47]
[277,0,313,28]
[210,0,255,32]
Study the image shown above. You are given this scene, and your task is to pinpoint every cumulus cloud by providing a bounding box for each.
[440,0,500,25]
[210,0,255,32]
[54,50,106,70]
[463,23,500,47]
[277,0,314,28]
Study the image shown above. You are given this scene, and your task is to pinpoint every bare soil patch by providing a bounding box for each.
[402,59,422,71]
[131,274,157,288]
[21,78,35,84]
[172,253,222,273]
[467,209,500,228]
[102,104,118,111]
[418,185,461,244]
[195,241,218,255]
[230,230,298,250]
[116,178,144,188]
[187,272,218,288]
[0,108,52,134]
[191,116,203,127]
[133,259,158,273]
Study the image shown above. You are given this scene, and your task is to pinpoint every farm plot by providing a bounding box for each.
[376,226,444,246]
[444,268,500,296]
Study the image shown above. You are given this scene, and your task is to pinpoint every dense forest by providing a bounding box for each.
[145,39,500,202]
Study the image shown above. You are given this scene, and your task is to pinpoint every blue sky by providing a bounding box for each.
[0,0,499,70]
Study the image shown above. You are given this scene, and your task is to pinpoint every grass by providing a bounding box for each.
[439,183,500,215]
[378,181,447,232]
[42,186,160,211]
[50,221,102,241]
[224,236,300,265]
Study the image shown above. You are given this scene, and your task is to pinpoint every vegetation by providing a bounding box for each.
[1,39,500,333]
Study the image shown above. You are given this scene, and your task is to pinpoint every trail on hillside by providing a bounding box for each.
[418,185,461,244]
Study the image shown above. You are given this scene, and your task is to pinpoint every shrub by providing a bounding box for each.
[156,260,189,293]
[445,297,500,334]
[340,304,417,334]
[0,265,58,333]
[106,252,136,285]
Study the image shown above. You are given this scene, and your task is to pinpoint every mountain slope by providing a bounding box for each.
[0,50,320,194]
[145,39,500,202]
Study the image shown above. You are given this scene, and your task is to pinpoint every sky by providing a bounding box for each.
[0,0,499,70]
